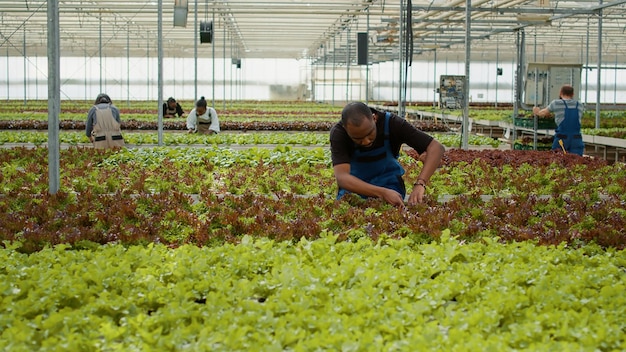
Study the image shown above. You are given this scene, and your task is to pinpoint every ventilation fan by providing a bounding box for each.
[200,21,213,43]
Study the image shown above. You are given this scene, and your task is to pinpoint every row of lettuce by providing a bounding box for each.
[0,131,501,148]
[1,147,624,252]
[1,233,624,350]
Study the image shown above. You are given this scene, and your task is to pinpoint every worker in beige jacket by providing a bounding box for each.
[85,93,125,149]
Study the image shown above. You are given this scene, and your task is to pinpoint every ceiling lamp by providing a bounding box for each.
[173,0,188,27]
[200,21,213,43]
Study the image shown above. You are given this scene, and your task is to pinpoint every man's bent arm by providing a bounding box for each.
[416,139,445,184]
[532,106,551,117]
[407,139,445,205]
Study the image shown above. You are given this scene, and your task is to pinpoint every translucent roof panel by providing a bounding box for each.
[1,0,625,66]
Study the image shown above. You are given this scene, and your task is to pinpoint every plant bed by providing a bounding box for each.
[514,117,557,130]
[0,130,502,148]
[1,234,624,351]
[1,100,625,351]
[0,119,451,133]
[513,142,552,151]
[1,147,624,253]
[513,136,554,151]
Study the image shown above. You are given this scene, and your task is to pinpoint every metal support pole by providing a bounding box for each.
[584,18,590,104]
[212,9,215,106]
[533,67,539,149]
[157,0,164,145]
[23,26,26,105]
[495,37,499,108]
[392,60,395,103]
[194,0,198,100]
[346,28,350,102]
[614,46,618,105]
[47,0,60,194]
[323,44,326,102]
[596,6,602,128]
[398,0,405,118]
[223,21,226,110]
[99,11,102,92]
[230,34,233,106]
[5,46,8,100]
[146,32,150,100]
[84,41,87,99]
[365,10,370,104]
[35,53,38,100]
[310,60,314,102]
[332,35,336,106]
[433,50,437,107]
[127,23,130,107]
[461,0,471,150]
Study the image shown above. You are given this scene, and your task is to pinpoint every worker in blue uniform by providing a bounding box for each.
[330,102,445,207]
[533,84,585,155]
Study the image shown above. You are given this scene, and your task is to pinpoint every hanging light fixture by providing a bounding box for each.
[200,21,213,43]
[173,0,188,27]
[199,0,213,43]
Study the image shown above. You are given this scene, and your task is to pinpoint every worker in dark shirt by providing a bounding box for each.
[330,102,445,207]
[163,97,185,118]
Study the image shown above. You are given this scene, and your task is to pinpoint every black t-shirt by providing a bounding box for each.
[163,102,184,117]
[330,108,434,166]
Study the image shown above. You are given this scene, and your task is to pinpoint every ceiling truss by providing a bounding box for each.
[0,0,625,67]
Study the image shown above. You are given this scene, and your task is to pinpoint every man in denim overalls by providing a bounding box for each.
[330,102,445,207]
[533,85,585,156]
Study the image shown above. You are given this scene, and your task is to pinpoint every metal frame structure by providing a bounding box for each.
[1,0,626,66]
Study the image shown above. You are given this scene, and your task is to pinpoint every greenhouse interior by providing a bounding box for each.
[0,1,625,351]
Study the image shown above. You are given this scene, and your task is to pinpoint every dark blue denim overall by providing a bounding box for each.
[337,112,406,199]
[552,99,584,156]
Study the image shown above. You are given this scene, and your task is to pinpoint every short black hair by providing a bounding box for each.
[341,101,373,127]
[95,93,111,104]
[196,96,208,108]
